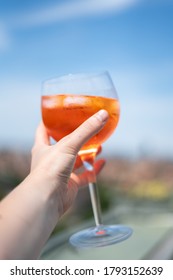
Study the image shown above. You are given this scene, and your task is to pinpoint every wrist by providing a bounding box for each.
[24,170,64,220]
[0,171,62,259]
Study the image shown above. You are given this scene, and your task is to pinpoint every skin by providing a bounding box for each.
[0,109,109,259]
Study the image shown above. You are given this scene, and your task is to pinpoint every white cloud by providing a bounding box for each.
[0,0,139,52]
[12,0,139,28]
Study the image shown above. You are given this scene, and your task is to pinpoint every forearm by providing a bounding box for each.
[0,173,61,259]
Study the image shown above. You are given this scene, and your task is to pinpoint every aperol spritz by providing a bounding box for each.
[41,72,132,248]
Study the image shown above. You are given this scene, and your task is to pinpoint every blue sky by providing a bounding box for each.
[0,0,173,158]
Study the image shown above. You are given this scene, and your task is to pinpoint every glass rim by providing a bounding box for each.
[41,70,118,99]
[42,70,111,85]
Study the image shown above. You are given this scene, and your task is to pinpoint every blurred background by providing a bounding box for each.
[0,0,173,259]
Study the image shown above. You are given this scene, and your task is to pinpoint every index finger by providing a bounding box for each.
[34,122,50,146]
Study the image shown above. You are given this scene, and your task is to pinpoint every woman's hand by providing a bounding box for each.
[31,110,108,217]
[0,109,109,259]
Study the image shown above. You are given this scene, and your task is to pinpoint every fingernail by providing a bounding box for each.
[96,110,109,123]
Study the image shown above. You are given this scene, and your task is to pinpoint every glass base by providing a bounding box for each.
[69,224,133,248]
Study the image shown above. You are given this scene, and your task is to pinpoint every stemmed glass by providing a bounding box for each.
[41,71,132,248]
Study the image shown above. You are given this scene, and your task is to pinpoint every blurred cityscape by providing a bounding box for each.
[1,149,173,235]
[1,149,173,259]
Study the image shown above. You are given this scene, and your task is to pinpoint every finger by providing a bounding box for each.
[74,146,102,170]
[34,122,50,146]
[60,110,109,153]
[73,159,106,188]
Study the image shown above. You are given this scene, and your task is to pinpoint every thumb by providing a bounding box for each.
[58,109,109,154]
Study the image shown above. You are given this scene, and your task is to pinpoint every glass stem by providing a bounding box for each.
[82,160,102,227]
[88,181,102,226]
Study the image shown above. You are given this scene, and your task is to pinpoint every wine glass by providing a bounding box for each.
[41,71,132,248]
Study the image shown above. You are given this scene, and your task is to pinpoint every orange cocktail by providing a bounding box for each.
[42,94,120,152]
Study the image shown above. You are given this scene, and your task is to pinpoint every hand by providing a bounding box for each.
[31,110,109,217]
[0,109,109,259]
